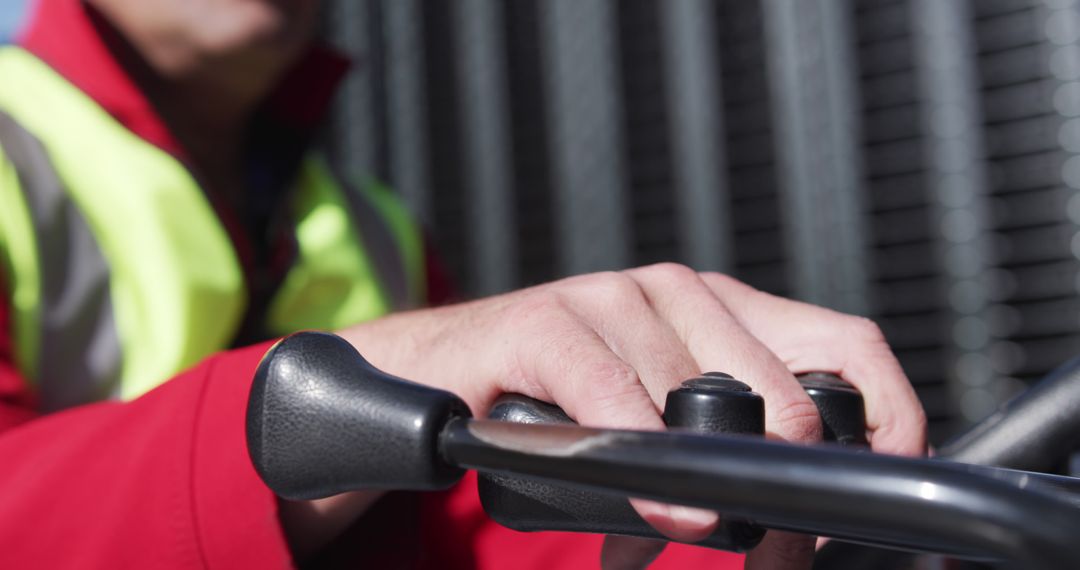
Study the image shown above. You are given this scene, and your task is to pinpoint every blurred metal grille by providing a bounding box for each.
[323,0,1080,442]
[764,0,869,315]
[453,0,517,295]
[718,1,791,296]
[540,0,632,274]
[659,0,732,272]
[910,0,996,429]
[971,0,1080,411]
[503,0,558,287]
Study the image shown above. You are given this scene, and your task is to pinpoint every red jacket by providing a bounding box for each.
[0,1,743,568]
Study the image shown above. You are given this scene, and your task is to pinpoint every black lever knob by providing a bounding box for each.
[664,373,765,435]
[797,372,867,447]
[246,332,472,500]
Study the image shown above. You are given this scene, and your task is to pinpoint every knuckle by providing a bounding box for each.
[699,271,754,294]
[698,270,735,287]
[771,398,824,443]
[574,362,648,421]
[508,290,571,327]
[580,358,640,393]
[591,271,646,303]
[645,262,699,282]
[573,360,648,422]
[848,316,887,344]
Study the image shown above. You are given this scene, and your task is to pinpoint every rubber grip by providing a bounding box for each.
[246,331,472,500]
[478,374,767,552]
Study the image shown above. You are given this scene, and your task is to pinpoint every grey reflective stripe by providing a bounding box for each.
[0,110,121,411]
[338,178,413,310]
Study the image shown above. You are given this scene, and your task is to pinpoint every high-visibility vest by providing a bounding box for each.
[0,46,426,411]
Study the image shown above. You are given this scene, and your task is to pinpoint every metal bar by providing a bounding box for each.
[444,418,1080,567]
[539,0,631,275]
[453,0,517,295]
[658,0,731,272]
[762,0,869,314]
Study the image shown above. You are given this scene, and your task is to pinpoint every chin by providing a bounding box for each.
[194,0,318,58]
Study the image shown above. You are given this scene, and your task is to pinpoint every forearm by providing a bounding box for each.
[0,342,292,568]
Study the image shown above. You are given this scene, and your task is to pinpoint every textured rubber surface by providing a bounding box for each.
[246,331,471,500]
[477,377,767,552]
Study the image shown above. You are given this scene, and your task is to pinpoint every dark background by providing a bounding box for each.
[320,0,1080,445]
[5,0,1077,444]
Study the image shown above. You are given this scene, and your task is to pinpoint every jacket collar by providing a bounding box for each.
[17,0,349,161]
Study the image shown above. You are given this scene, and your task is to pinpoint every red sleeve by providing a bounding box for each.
[0,341,294,569]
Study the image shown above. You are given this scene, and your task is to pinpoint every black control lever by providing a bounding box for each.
[479,373,767,552]
[479,371,866,550]
[246,332,1080,568]
[797,372,868,447]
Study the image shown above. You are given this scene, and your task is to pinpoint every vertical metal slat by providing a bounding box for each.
[326,0,378,180]
[539,0,631,275]
[658,0,732,273]
[382,0,433,223]
[453,0,517,295]
[911,0,995,424]
[763,0,869,314]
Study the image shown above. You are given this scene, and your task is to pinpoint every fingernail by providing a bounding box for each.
[670,505,720,530]
[633,498,673,523]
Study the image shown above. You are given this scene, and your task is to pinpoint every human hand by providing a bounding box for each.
[337,263,927,569]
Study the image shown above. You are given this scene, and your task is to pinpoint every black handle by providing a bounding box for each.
[478,372,868,551]
[478,373,768,551]
[447,418,1080,568]
[246,331,471,500]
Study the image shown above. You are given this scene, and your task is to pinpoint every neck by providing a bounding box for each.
[138,64,264,175]
[85,0,304,176]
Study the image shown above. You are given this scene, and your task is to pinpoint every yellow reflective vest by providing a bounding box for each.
[0,46,425,410]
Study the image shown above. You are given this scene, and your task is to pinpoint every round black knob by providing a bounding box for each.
[663,372,765,435]
[797,372,868,447]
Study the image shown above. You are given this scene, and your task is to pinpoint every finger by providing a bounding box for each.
[833,339,927,456]
[745,531,816,570]
[505,302,713,540]
[558,271,702,407]
[559,273,724,540]
[505,305,662,431]
[626,264,822,444]
[601,536,667,570]
[700,273,927,456]
[507,281,719,542]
